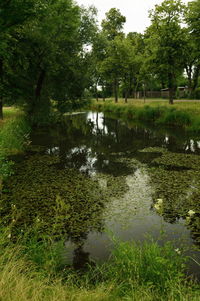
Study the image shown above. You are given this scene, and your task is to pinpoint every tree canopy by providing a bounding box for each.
[1,0,200,121]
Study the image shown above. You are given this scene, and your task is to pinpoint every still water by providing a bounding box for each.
[2,112,200,277]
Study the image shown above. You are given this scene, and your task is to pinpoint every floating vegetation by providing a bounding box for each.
[0,154,106,242]
[1,111,200,277]
[0,152,130,244]
[147,149,200,246]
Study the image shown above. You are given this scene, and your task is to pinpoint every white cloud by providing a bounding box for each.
[76,0,189,33]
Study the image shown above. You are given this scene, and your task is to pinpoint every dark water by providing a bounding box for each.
[3,112,200,278]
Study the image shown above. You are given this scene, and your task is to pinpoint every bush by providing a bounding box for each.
[157,108,192,127]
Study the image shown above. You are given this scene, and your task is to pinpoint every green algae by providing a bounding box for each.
[0,153,129,243]
[0,154,104,241]
[1,110,200,261]
[141,147,200,245]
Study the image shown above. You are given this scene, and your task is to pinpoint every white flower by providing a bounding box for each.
[188,210,195,217]
[175,248,181,255]
[157,199,163,205]
[154,199,164,211]
[154,203,161,210]
[8,233,11,239]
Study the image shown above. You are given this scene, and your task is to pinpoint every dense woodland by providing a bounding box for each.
[0,0,200,124]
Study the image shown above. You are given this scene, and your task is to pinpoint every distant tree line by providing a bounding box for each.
[91,0,200,105]
[0,0,200,123]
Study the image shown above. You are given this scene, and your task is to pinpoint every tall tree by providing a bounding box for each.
[0,0,39,119]
[101,8,126,41]
[3,1,97,124]
[101,8,126,102]
[185,0,200,98]
[147,0,186,104]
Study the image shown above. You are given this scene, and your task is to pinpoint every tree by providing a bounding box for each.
[2,0,98,124]
[101,37,125,103]
[127,32,146,100]
[101,8,126,41]
[185,0,200,98]
[100,8,126,102]
[147,0,186,104]
[182,29,200,98]
[0,0,39,119]
[91,31,108,101]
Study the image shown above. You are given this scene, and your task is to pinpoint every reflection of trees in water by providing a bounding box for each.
[30,112,200,249]
[73,244,90,270]
[2,112,200,261]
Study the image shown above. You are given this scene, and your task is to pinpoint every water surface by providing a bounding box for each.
[2,112,200,278]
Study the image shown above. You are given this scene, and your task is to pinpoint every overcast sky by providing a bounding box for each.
[76,0,189,33]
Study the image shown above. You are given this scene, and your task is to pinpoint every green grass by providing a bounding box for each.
[0,107,22,126]
[0,234,199,301]
[0,107,30,181]
[92,99,200,131]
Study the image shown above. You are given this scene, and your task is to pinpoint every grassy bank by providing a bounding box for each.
[0,107,30,182]
[0,233,199,301]
[92,100,200,132]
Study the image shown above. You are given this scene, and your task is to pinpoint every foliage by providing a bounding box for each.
[0,1,98,124]
[146,0,186,104]
[101,8,126,40]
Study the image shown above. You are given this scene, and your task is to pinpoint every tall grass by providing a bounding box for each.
[0,108,30,181]
[0,116,30,154]
[0,237,199,301]
[92,102,200,131]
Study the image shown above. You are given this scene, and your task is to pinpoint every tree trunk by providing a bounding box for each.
[125,90,128,103]
[95,84,98,102]
[169,88,174,104]
[0,99,3,120]
[168,73,174,105]
[102,84,105,102]
[29,69,46,122]
[191,66,200,97]
[134,89,137,99]
[114,78,118,103]
[143,83,146,104]
[35,69,46,102]
[0,58,3,119]
[186,65,192,97]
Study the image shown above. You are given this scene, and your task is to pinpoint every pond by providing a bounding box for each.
[1,112,200,278]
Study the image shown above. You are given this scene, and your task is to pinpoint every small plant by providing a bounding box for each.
[0,153,14,180]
